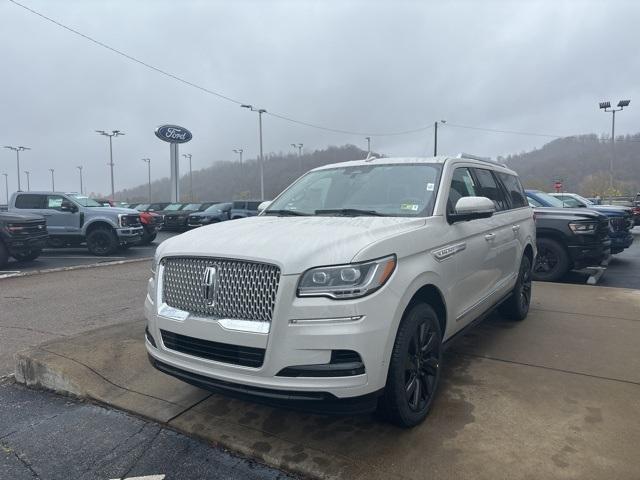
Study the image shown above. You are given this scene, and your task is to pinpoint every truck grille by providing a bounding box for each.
[161,257,280,322]
[120,214,141,227]
[160,330,265,367]
[609,215,631,232]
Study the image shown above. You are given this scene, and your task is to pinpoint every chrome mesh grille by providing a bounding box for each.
[161,257,280,322]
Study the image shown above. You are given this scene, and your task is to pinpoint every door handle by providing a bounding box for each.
[484,233,495,241]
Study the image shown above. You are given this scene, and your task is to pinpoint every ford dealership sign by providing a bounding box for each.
[155,125,192,143]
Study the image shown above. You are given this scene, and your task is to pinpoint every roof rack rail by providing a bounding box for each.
[456,153,506,167]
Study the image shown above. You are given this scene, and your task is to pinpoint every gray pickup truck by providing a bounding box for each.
[9,191,143,256]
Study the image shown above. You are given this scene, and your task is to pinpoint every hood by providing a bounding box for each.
[589,205,631,216]
[0,212,45,222]
[533,207,606,219]
[89,206,139,215]
[190,211,224,218]
[156,215,426,274]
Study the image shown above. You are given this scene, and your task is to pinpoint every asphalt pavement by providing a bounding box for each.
[0,231,177,276]
[0,377,294,480]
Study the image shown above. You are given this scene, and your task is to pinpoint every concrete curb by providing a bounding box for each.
[0,256,152,280]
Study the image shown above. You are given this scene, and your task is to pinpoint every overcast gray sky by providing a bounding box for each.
[1,0,639,196]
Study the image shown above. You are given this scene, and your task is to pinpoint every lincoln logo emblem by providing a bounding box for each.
[202,266,219,306]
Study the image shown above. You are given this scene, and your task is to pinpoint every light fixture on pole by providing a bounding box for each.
[365,137,371,155]
[141,158,151,203]
[76,166,83,194]
[290,143,303,173]
[3,146,30,191]
[233,149,243,171]
[2,173,8,205]
[95,129,125,201]
[241,104,267,200]
[182,154,193,201]
[48,168,55,191]
[24,171,30,191]
[433,120,446,156]
[599,100,631,189]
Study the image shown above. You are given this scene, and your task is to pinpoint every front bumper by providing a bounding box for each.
[6,234,48,254]
[144,273,398,401]
[567,238,611,269]
[610,232,634,252]
[116,226,144,244]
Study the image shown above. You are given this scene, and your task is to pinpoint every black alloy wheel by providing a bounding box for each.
[499,254,533,321]
[86,227,118,256]
[379,302,442,428]
[532,238,569,282]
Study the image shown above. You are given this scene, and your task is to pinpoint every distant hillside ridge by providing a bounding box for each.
[503,133,640,196]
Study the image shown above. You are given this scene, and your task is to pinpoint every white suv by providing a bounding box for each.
[145,155,535,427]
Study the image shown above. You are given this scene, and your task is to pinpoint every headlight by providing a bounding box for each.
[297,255,396,299]
[568,222,597,234]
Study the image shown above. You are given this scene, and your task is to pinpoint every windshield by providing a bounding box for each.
[164,203,183,211]
[182,203,202,211]
[205,202,231,212]
[572,194,593,205]
[135,204,150,211]
[531,192,565,208]
[267,163,442,217]
[68,194,102,207]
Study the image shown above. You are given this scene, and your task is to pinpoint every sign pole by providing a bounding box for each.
[170,142,180,202]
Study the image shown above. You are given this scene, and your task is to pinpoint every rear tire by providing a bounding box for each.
[13,249,42,262]
[86,227,119,256]
[0,241,8,269]
[378,302,443,428]
[532,237,570,282]
[139,231,157,245]
[499,254,532,321]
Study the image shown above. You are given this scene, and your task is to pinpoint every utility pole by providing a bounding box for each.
[3,146,30,191]
[241,105,267,200]
[24,171,30,191]
[95,130,125,201]
[141,158,151,203]
[599,100,631,189]
[2,173,8,205]
[365,137,371,155]
[433,120,446,156]
[48,168,55,191]
[182,154,193,201]
[77,166,83,194]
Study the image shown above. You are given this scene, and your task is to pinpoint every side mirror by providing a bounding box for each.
[60,200,77,213]
[258,201,272,213]
[449,196,495,223]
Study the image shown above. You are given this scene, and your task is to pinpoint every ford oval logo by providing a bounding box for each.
[154,125,193,144]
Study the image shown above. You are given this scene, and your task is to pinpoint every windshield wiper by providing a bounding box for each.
[315,208,384,217]
[264,209,309,216]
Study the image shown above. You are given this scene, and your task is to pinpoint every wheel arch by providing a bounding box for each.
[85,220,116,235]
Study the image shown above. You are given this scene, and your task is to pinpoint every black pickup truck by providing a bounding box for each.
[0,212,49,269]
[532,207,611,281]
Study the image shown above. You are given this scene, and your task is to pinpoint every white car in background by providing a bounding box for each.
[145,154,535,427]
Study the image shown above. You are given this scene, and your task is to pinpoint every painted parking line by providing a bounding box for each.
[39,255,127,260]
[0,257,152,279]
[109,475,165,480]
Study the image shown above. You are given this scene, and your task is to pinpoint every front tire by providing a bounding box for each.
[0,241,8,269]
[499,254,532,321]
[86,227,119,256]
[532,237,570,282]
[379,302,443,428]
[13,249,42,262]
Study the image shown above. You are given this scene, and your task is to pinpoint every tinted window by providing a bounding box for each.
[14,194,44,209]
[497,172,527,208]
[447,168,477,214]
[473,168,508,211]
[247,201,261,210]
[233,201,246,209]
[558,196,582,208]
[526,195,544,207]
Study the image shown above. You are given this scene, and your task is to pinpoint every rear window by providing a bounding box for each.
[232,201,246,209]
[473,168,508,211]
[14,194,44,209]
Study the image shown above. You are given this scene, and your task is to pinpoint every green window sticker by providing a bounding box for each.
[400,203,420,211]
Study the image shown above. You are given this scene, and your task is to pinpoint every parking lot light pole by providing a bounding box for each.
[2,173,8,204]
[182,154,193,201]
[290,143,303,173]
[95,130,124,201]
[3,146,30,191]
[49,168,55,191]
[365,137,371,155]
[76,166,83,194]
[241,105,267,200]
[24,171,30,191]
[141,158,151,203]
[599,100,631,189]
[233,148,243,171]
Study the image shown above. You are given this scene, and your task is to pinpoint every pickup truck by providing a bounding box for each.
[9,191,142,256]
[230,200,262,219]
[0,211,49,269]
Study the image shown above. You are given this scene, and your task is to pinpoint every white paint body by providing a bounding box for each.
[145,156,535,399]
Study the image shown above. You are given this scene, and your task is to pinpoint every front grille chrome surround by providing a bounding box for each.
[161,256,281,323]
